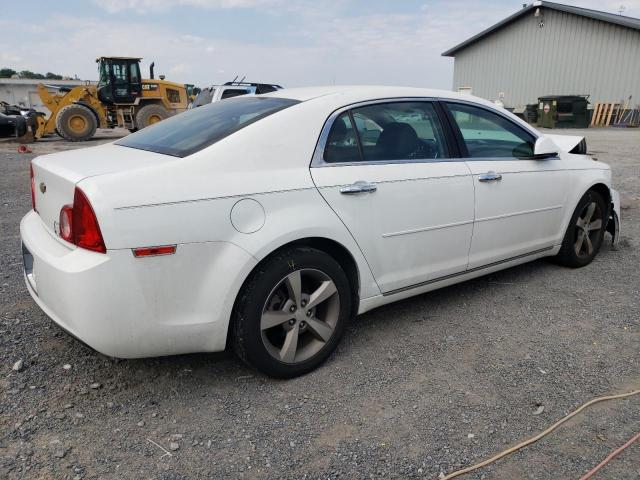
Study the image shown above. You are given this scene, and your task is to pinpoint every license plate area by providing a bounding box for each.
[22,242,37,294]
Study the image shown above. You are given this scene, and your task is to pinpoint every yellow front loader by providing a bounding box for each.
[37,57,189,141]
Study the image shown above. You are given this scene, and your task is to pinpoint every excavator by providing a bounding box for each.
[35,57,189,141]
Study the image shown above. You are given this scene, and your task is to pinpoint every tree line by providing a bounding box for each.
[0,68,65,80]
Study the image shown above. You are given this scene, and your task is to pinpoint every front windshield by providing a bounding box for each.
[116,96,299,157]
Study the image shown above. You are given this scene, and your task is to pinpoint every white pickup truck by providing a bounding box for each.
[190,81,283,108]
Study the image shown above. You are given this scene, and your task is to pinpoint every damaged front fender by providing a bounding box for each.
[607,189,621,248]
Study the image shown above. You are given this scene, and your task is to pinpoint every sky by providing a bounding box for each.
[1,0,639,89]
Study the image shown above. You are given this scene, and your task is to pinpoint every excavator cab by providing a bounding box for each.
[96,57,142,105]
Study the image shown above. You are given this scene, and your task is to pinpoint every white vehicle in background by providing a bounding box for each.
[21,86,620,378]
[189,81,282,108]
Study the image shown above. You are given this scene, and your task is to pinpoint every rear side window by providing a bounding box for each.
[352,102,448,161]
[323,101,448,163]
[221,88,251,99]
[323,112,360,163]
[117,96,299,157]
[446,103,535,158]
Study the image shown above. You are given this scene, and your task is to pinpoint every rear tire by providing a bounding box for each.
[231,247,352,378]
[555,190,607,268]
[135,104,170,130]
[55,104,97,142]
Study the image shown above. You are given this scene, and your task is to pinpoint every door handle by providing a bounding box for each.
[340,181,377,194]
[478,171,502,183]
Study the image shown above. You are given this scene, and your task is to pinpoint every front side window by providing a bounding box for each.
[117,96,299,157]
[446,103,535,158]
[323,101,448,164]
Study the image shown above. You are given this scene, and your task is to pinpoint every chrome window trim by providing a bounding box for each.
[311,97,460,168]
[311,97,558,167]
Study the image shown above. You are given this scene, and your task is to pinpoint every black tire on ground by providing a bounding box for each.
[555,190,607,268]
[134,104,170,130]
[55,104,97,142]
[231,247,352,378]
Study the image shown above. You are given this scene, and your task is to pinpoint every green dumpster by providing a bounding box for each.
[537,95,590,128]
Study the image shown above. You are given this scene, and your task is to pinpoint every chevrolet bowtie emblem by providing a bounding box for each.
[39,182,46,194]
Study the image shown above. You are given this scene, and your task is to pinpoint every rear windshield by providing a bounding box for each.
[116,96,299,157]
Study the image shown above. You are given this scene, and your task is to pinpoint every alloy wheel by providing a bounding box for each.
[574,201,603,258]
[260,268,340,364]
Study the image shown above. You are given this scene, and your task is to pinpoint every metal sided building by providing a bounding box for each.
[442,1,640,108]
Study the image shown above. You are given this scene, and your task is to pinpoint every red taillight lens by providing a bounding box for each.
[72,188,106,253]
[58,187,106,253]
[59,205,73,242]
[30,163,36,211]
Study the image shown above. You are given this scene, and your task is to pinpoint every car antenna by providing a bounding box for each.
[239,76,246,83]
[231,75,238,83]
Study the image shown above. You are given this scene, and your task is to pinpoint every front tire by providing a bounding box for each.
[231,247,352,378]
[555,190,607,268]
[55,104,97,141]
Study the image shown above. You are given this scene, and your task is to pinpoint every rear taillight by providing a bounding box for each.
[30,163,36,212]
[58,187,106,254]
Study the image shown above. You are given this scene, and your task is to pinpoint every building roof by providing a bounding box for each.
[0,78,91,85]
[442,1,640,57]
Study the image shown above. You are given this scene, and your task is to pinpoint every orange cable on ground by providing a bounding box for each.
[579,430,640,480]
[441,389,640,480]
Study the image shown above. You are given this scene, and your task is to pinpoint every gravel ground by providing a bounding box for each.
[1,128,638,479]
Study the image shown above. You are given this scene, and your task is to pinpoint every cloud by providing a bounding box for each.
[169,63,192,75]
[93,0,284,14]
[564,0,640,16]
[2,6,492,88]
[4,1,638,91]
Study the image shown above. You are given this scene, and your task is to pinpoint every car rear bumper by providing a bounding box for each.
[20,210,257,358]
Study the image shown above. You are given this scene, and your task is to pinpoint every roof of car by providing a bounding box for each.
[261,85,537,139]
[267,85,471,104]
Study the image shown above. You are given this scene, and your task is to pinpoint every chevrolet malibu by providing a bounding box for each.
[21,86,620,378]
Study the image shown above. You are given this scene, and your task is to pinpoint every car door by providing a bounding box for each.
[310,100,475,294]
[443,101,569,269]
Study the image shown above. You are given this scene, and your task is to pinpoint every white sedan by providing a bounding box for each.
[21,86,620,377]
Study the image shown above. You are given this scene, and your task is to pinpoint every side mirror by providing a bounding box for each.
[533,136,558,159]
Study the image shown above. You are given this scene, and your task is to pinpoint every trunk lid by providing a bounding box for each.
[32,143,174,237]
